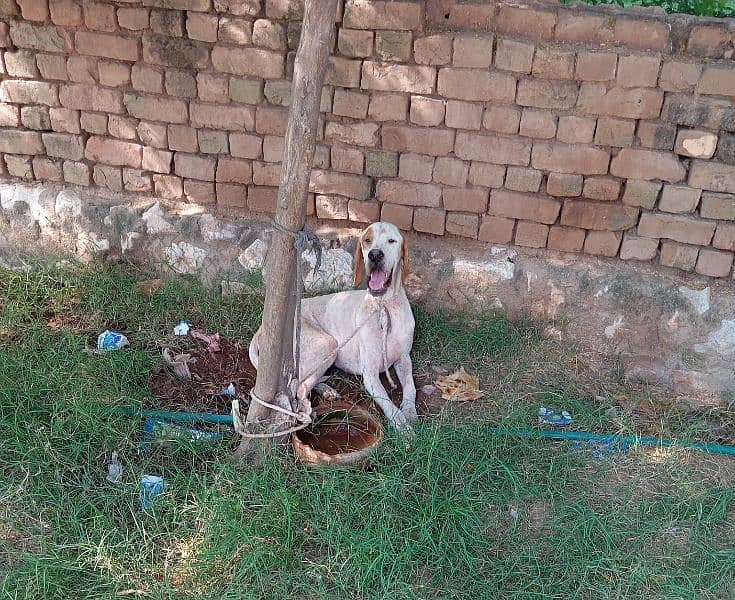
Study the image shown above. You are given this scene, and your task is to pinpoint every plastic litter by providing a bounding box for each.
[173,321,191,336]
[139,474,165,510]
[105,451,122,483]
[538,406,573,427]
[142,417,224,446]
[222,383,236,397]
[97,330,129,351]
[191,330,221,352]
[572,437,630,460]
[162,348,193,380]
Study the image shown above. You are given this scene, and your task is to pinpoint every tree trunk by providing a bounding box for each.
[235,0,340,461]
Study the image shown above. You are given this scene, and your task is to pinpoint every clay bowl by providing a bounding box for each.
[293,401,384,466]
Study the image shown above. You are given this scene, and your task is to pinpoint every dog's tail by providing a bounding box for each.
[248,332,260,369]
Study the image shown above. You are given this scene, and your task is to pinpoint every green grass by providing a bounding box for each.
[1,263,733,599]
[564,0,734,17]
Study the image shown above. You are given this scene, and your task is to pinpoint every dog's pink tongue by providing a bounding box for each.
[369,270,387,291]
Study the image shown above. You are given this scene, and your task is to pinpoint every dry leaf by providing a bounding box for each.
[434,367,483,401]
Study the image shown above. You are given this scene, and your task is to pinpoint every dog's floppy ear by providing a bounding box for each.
[401,237,410,284]
[353,234,365,287]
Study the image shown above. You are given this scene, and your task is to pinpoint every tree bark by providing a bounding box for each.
[235,0,340,461]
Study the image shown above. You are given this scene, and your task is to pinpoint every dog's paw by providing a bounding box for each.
[400,401,419,424]
[390,409,415,436]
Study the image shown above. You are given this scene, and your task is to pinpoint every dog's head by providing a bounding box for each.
[353,222,409,297]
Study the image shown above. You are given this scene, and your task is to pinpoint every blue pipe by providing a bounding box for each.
[107,408,735,457]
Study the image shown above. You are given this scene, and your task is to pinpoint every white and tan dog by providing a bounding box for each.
[249,222,417,432]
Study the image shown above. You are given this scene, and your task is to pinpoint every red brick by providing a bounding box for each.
[212,46,283,79]
[453,35,494,69]
[561,201,638,230]
[255,105,288,135]
[614,18,669,52]
[326,56,362,88]
[505,166,542,193]
[496,5,555,41]
[60,84,123,113]
[362,62,435,95]
[187,12,218,42]
[99,61,130,88]
[516,79,578,110]
[479,216,514,244]
[184,180,216,205]
[62,160,90,186]
[688,161,735,195]
[50,0,82,26]
[636,120,676,150]
[619,232,658,261]
[325,122,379,147]
[252,18,285,51]
[246,185,276,212]
[556,116,595,144]
[118,7,149,31]
[338,28,373,58]
[382,125,455,157]
[229,133,262,159]
[150,9,184,37]
[217,182,247,208]
[532,141,609,175]
[696,249,733,278]
[43,132,84,160]
[316,195,349,221]
[578,83,663,120]
[377,180,442,207]
[66,56,97,84]
[444,100,482,130]
[659,61,701,93]
[168,125,198,152]
[174,153,216,181]
[132,64,163,93]
[546,173,582,197]
[426,0,495,29]
[488,190,560,224]
[76,32,139,62]
[532,47,574,80]
[431,156,466,187]
[658,184,700,213]
[584,231,622,257]
[84,2,116,32]
[310,169,371,200]
[456,132,530,166]
[143,147,172,174]
[331,146,364,174]
[197,73,229,103]
[515,221,548,248]
[138,121,167,149]
[414,207,445,235]
[399,153,434,183]
[332,89,369,119]
[108,116,137,141]
[381,203,413,231]
[687,26,732,59]
[218,17,252,45]
[343,0,421,31]
[220,0,261,17]
[437,68,516,102]
[414,34,451,66]
[617,55,660,88]
[368,93,408,121]
[123,168,152,193]
[660,241,698,271]
[9,21,72,53]
[348,199,381,223]
[191,103,255,132]
[583,176,620,201]
[5,50,39,77]
[5,155,33,179]
[594,117,635,147]
[697,67,735,98]
[85,136,141,168]
[446,212,478,238]
[49,107,79,133]
[124,94,187,124]
[482,105,520,134]
[575,52,617,82]
[166,70,197,98]
[216,157,253,184]
[32,157,62,181]
[443,187,487,212]
[494,39,534,74]
[555,10,614,44]
[410,96,445,127]
[0,104,19,127]
[713,223,735,251]
[18,0,48,21]
[610,149,685,183]
[701,192,735,221]
[547,226,585,252]
[154,174,183,199]
[638,212,715,245]
[622,180,661,209]
[80,112,107,135]
[519,109,556,139]
[468,162,505,188]
[1,80,58,106]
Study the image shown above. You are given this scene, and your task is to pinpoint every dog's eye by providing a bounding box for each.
[364,238,372,244]
[388,239,397,244]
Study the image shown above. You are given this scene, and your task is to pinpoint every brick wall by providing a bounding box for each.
[1,0,735,279]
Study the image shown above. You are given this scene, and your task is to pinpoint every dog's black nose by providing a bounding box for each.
[368,249,384,263]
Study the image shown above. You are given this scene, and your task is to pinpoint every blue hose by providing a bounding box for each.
[108,408,735,456]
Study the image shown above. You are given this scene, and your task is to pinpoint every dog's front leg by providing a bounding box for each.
[362,371,413,434]
[393,354,417,423]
